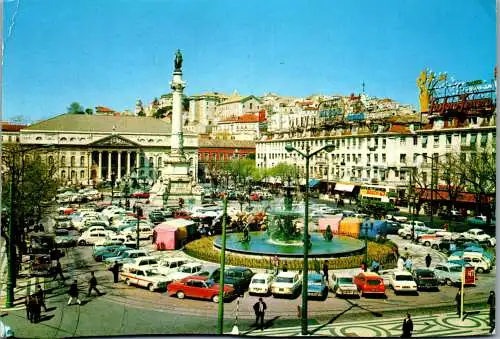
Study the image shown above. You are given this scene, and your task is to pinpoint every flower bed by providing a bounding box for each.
[184,236,397,270]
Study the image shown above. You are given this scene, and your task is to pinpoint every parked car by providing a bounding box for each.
[120,266,168,291]
[122,256,159,271]
[248,273,275,296]
[54,229,77,248]
[330,273,359,298]
[386,271,418,294]
[433,262,463,286]
[93,245,128,262]
[105,249,149,266]
[155,258,189,276]
[131,191,150,199]
[101,247,133,262]
[120,225,154,241]
[271,271,302,298]
[460,228,491,242]
[386,215,408,222]
[306,272,328,300]
[411,268,439,291]
[164,263,204,283]
[77,231,108,246]
[385,221,402,235]
[193,266,254,295]
[448,251,491,273]
[353,272,385,297]
[167,276,235,302]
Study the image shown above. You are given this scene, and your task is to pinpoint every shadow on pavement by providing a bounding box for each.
[242,316,280,334]
[309,305,355,335]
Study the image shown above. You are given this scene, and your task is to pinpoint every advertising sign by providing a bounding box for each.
[464,266,476,285]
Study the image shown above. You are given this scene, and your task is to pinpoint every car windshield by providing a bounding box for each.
[252,279,266,284]
[144,270,158,277]
[276,277,294,284]
[396,275,414,281]
[339,278,353,284]
[418,271,435,278]
[181,266,196,273]
[450,266,462,272]
[309,277,323,283]
[367,279,381,285]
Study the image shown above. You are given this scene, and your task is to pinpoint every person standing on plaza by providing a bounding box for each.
[401,313,413,337]
[68,280,81,305]
[53,259,65,282]
[455,287,462,316]
[404,256,413,272]
[110,261,120,283]
[253,297,267,331]
[87,272,102,297]
[34,285,47,312]
[425,254,432,268]
[25,295,32,321]
[397,256,405,271]
[487,290,495,333]
[282,262,288,272]
[323,261,329,282]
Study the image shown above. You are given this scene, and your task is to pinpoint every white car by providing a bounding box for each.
[155,258,189,276]
[120,266,169,291]
[434,231,461,241]
[400,220,427,229]
[78,231,108,246]
[249,273,275,295]
[386,215,408,222]
[330,273,359,297]
[271,271,302,297]
[121,225,154,240]
[164,263,204,283]
[460,228,491,242]
[102,206,127,219]
[387,271,418,294]
[122,256,159,271]
[83,226,115,237]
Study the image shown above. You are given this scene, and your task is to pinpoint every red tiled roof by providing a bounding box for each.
[95,106,114,113]
[220,113,266,123]
[387,124,411,134]
[2,123,26,132]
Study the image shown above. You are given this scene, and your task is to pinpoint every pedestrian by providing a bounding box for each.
[109,261,120,283]
[455,287,462,316]
[87,272,102,297]
[282,262,288,272]
[401,313,413,337]
[67,280,81,305]
[253,297,267,331]
[323,261,329,282]
[425,254,432,268]
[53,259,65,282]
[404,257,412,272]
[487,290,495,333]
[403,247,410,261]
[397,256,405,271]
[25,295,31,321]
[35,285,47,312]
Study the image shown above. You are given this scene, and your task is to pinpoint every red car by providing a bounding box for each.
[167,276,235,303]
[173,210,191,219]
[130,192,150,199]
[353,272,385,297]
[250,193,262,201]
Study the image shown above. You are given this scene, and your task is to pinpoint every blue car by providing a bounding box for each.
[93,245,129,262]
[307,272,328,300]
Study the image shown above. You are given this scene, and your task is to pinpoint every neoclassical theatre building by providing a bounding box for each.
[18,114,199,186]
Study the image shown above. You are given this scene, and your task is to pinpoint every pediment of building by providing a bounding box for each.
[88,134,140,148]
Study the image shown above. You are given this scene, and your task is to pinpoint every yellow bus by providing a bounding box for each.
[359,185,398,203]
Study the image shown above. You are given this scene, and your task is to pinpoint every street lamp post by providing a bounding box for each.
[285,142,335,336]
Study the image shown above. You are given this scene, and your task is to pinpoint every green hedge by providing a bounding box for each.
[184,236,397,270]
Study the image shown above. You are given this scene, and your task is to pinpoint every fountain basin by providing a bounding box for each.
[214,232,365,258]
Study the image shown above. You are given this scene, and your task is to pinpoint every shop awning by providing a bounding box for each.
[334,183,355,192]
[309,179,320,188]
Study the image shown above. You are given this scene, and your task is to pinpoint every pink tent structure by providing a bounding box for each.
[318,216,343,234]
[154,219,196,251]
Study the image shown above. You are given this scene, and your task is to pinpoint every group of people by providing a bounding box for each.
[396,247,433,272]
[25,285,47,323]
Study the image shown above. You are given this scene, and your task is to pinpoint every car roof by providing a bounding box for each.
[393,270,412,276]
[182,262,202,268]
[227,266,252,273]
[359,272,380,277]
[308,272,323,278]
[134,256,157,261]
[252,273,272,279]
[277,271,297,278]
[183,276,208,282]
[333,272,353,278]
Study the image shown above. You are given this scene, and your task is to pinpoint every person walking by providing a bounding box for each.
[68,280,82,305]
[323,261,329,282]
[401,313,413,337]
[87,272,102,297]
[25,295,32,321]
[455,287,462,316]
[404,257,413,272]
[34,285,47,312]
[53,260,65,282]
[487,290,495,333]
[425,254,432,268]
[253,297,267,331]
[109,261,120,283]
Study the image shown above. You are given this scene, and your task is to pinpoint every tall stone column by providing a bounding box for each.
[107,151,112,180]
[170,67,186,156]
[117,151,122,180]
[126,151,131,176]
[98,151,102,180]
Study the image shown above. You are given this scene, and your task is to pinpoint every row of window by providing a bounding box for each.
[56,155,163,168]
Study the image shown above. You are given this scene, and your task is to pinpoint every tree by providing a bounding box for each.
[1,144,60,276]
[269,163,301,186]
[438,153,466,213]
[67,102,85,114]
[153,106,169,119]
[137,109,146,117]
[85,108,94,115]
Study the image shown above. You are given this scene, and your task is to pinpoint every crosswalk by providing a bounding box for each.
[237,310,491,337]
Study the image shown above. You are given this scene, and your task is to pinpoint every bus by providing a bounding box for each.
[359,185,398,203]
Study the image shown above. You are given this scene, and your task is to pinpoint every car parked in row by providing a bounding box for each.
[120,266,168,292]
[271,271,302,298]
[411,268,439,291]
[167,276,235,303]
[386,271,418,294]
[306,272,328,300]
[330,273,359,298]
[353,272,385,297]
[433,262,463,286]
[248,273,275,296]
[164,263,204,283]
[155,258,189,276]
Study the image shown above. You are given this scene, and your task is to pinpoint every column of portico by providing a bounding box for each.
[126,151,131,176]
[107,151,112,180]
[98,151,102,180]
[117,151,122,180]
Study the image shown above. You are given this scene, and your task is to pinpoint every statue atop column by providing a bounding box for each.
[174,49,183,72]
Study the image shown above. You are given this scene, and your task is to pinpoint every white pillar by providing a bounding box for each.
[127,151,131,176]
[107,151,112,180]
[98,152,102,180]
[170,71,186,155]
[117,151,122,180]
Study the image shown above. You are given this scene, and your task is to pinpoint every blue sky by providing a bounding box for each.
[2,0,496,123]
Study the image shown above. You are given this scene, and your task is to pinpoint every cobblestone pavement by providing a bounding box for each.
[236,309,492,337]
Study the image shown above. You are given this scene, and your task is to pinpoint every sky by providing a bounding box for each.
[2,0,497,123]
